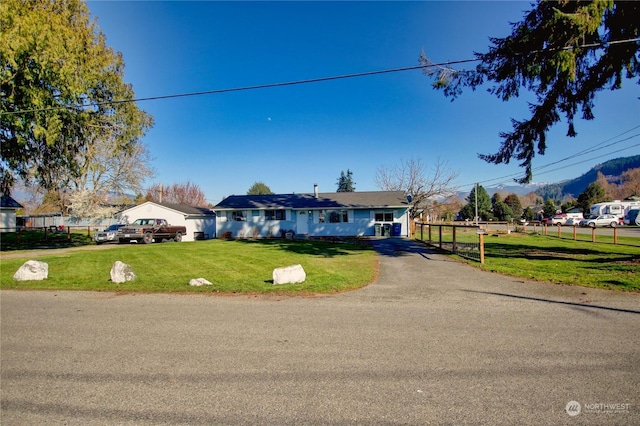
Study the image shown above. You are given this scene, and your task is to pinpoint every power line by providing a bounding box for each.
[3,36,639,116]
[0,59,478,116]
[456,126,640,192]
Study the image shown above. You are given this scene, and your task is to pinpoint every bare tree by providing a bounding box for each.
[145,181,209,207]
[375,157,459,220]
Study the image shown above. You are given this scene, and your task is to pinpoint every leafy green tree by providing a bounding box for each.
[493,201,514,222]
[247,181,274,195]
[504,193,523,218]
[523,206,536,222]
[543,198,558,218]
[336,169,356,192]
[1,0,152,195]
[577,182,606,214]
[421,1,640,182]
[459,185,493,221]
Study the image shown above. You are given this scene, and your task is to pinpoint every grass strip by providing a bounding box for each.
[0,239,378,294]
[471,233,639,291]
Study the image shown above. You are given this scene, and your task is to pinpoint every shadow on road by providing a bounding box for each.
[463,290,640,315]
[368,237,439,260]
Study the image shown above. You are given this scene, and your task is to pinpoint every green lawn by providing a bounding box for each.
[2,231,638,294]
[473,233,640,291]
[0,239,378,294]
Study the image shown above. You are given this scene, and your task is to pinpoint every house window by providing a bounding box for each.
[265,210,285,220]
[375,211,394,222]
[319,209,348,223]
[329,210,348,223]
[231,211,246,221]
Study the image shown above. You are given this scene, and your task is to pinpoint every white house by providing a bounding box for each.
[214,188,411,238]
[1,195,24,233]
[118,202,215,242]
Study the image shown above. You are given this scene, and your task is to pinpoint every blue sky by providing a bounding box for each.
[87,1,640,204]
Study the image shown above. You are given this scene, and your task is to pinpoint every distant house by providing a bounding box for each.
[214,187,411,238]
[118,202,216,241]
[1,195,24,233]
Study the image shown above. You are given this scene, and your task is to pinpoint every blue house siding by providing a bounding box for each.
[214,191,411,238]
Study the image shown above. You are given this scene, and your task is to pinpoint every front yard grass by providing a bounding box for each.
[471,233,640,291]
[0,239,378,294]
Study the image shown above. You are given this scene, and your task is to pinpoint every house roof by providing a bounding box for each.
[1,195,24,209]
[156,203,215,216]
[215,191,409,210]
[124,201,215,217]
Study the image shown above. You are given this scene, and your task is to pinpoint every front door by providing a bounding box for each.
[296,211,309,235]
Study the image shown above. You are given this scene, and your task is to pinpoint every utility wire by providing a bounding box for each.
[0,59,478,116]
[456,126,640,191]
[3,36,639,116]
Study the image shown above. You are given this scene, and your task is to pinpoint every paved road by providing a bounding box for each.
[2,238,639,425]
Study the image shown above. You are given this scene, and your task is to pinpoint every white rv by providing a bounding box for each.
[589,200,640,219]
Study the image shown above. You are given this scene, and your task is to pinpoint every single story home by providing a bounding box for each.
[118,202,216,242]
[214,187,411,238]
[1,195,24,233]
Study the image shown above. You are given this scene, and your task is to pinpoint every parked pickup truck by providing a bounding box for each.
[118,219,186,244]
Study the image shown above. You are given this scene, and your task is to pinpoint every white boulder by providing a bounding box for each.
[189,278,212,287]
[13,260,49,281]
[272,264,306,285]
[110,261,136,283]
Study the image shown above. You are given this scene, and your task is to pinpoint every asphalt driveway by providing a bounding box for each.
[1,238,639,425]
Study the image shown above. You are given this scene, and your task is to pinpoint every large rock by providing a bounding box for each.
[110,261,136,284]
[189,278,212,287]
[13,260,48,281]
[272,264,306,285]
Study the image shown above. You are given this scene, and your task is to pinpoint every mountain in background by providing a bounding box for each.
[535,155,640,200]
[456,155,640,200]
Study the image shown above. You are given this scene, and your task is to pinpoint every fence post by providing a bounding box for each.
[479,232,485,264]
[613,227,618,244]
[557,224,562,238]
[452,225,457,254]
[591,227,596,243]
[67,226,71,240]
[438,225,443,249]
[573,226,577,240]
[428,223,432,244]
[420,223,423,241]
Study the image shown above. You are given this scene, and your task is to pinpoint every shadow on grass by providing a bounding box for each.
[463,290,640,314]
[484,241,638,264]
[228,238,375,258]
[0,231,94,252]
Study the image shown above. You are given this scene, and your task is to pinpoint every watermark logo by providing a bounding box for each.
[566,401,581,417]
[566,400,631,416]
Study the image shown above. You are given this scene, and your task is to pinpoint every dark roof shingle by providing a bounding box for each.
[215,191,409,210]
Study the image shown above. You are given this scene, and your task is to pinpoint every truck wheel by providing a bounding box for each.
[610,222,617,227]
[174,232,182,242]
[142,232,154,244]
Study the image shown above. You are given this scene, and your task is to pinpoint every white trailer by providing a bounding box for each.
[589,200,640,218]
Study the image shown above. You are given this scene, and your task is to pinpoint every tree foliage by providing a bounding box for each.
[1,0,153,194]
[421,0,640,182]
[577,181,606,213]
[543,198,558,218]
[504,193,523,217]
[247,181,274,195]
[145,181,209,207]
[459,185,493,221]
[375,157,458,220]
[336,169,356,192]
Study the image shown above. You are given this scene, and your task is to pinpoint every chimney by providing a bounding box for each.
[314,183,318,198]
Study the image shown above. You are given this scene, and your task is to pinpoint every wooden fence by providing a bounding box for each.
[415,223,485,264]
